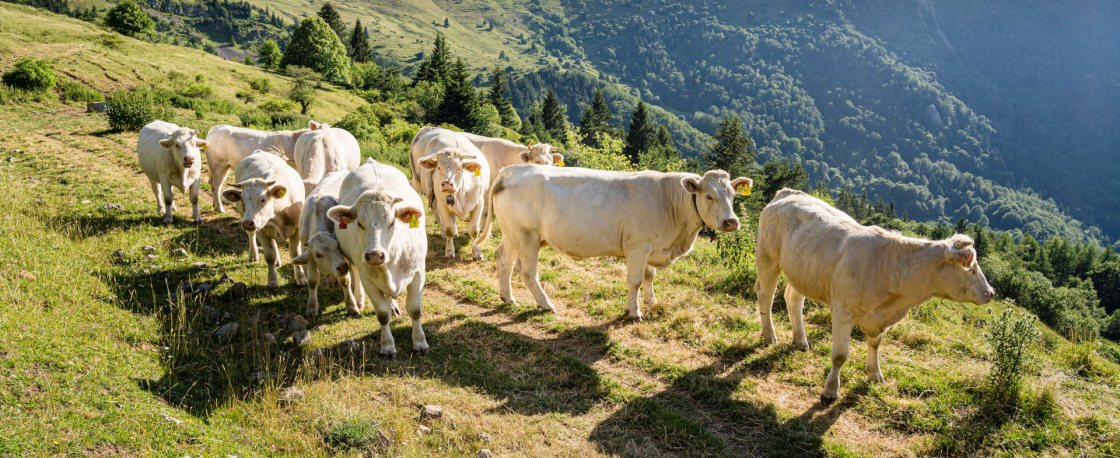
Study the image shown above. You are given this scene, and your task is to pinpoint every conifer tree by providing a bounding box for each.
[623,100,657,164]
[579,88,614,147]
[540,88,566,140]
[486,66,518,129]
[432,58,482,130]
[413,33,452,86]
[348,19,372,62]
[702,112,755,178]
[317,2,348,45]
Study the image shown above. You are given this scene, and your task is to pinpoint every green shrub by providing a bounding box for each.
[258,99,297,113]
[179,82,214,99]
[58,80,104,103]
[269,112,311,130]
[99,33,125,49]
[0,84,50,104]
[335,103,399,141]
[105,88,172,132]
[985,308,1040,402]
[248,78,271,94]
[238,109,270,128]
[2,58,56,92]
[322,419,383,450]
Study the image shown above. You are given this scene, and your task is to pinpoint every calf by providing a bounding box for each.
[291,171,360,316]
[476,166,751,320]
[293,123,361,195]
[409,130,490,260]
[328,159,428,358]
[204,124,312,213]
[137,120,207,224]
[755,189,994,403]
[221,151,306,287]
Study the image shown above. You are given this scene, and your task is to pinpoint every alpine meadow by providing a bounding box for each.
[3,0,1120,456]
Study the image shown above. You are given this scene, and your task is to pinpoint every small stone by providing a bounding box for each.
[217,273,233,284]
[215,322,239,342]
[376,431,391,447]
[179,281,194,292]
[289,315,309,332]
[478,449,492,458]
[342,339,362,355]
[195,282,211,292]
[142,246,156,253]
[229,282,248,299]
[293,330,311,347]
[172,248,188,257]
[246,317,261,329]
[262,333,276,344]
[17,270,35,281]
[5,156,12,162]
[143,254,157,261]
[416,425,431,435]
[161,413,184,425]
[419,405,443,421]
[101,203,123,210]
[201,306,218,320]
[309,348,327,362]
[277,386,304,406]
[192,262,208,269]
[112,249,126,260]
[248,371,276,382]
[81,200,90,204]
[476,432,492,443]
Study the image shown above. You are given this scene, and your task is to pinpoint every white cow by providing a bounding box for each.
[408,130,490,260]
[291,171,360,317]
[293,123,361,195]
[221,151,306,287]
[455,129,564,183]
[477,166,751,320]
[137,120,207,224]
[204,124,314,213]
[327,159,428,358]
[754,189,995,403]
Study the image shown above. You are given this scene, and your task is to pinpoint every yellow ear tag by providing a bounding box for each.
[473,168,481,177]
[409,214,419,228]
[274,188,286,199]
[738,185,751,196]
[557,161,565,167]
[200,144,208,151]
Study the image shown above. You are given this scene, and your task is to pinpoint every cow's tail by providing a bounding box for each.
[472,172,502,247]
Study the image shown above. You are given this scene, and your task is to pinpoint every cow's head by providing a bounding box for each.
[418,148,484,196]
[221,177,289,232]
[519,143,564,166]
[932,234,995,305]
[292,232,350,278]
[158,128,207,170]
[327,191,422,267]
[308,121,329,131]
[681,171,751,233]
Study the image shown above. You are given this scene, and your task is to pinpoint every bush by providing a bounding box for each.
[248,78,271,94]
[179,82,214,99]
[322,419,382,450]
[985,308,1040,402]
[58,80,104,103]
[104,0,153,37]
[2,58,57,92]
[105,88,171,132]
[238,109,270,128]
[269,112,312,130]
[258,99,297,113]
[99,33,125,49]
[0,84,50,104]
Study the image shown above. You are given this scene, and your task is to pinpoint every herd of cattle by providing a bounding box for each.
[135,119,995,402]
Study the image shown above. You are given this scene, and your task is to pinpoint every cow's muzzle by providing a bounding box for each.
[364,250,387,266]
[336,262,349,276]
[241,220,257,231]
[440,181,456,194]
[719,218,740,232]
[183,157,194,167]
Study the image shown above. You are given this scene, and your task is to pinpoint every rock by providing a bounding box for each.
[245,316,262,329]
[101,203,124,210]
[143,254,157,262]
[262,333,276,344]
[309,348,327,362]
[217,273,233,284]
[5,156,12,162]
[228,282,248,299]
[201,306,218,320]
[248,371,276,382]
[192,262,208,269]
[17,270,35,281]
[179,281,194,292]
[419,405,443,421]
[171,248,188,257]
[86,101,107,113]
[277,386,304,406]
[478,449,492,458]
[111,249,126,262]
[476,432,492,443]
[289,315,309,332]
[142,246,156,253]
[161,413,184,425]
[342,339,362,355]
[195,282,211,292]
[215,322,239,342]
[293,330,311,347]
[376,431,391,447]
[416,425,431,435]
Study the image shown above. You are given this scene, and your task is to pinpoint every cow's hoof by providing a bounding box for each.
[413,347,429,357]
[193,218,202,225]
[500,296,516,306]
[267,280,280,288]
[867,372,884,383]
[760,335,777,346]
[794,339,810,351]
[163,218,174,225]
[444,253,455,259]
[820,393,838,405]
[296,278,307,286]
[347,309,362,317]
[627,312,644,322]
[380,351,397,360]
[304,308,318,317]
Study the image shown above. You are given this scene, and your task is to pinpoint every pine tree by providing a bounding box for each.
[579,87,614,147]
[443,17,449,27]
[540,88,566,140]
[486,66,518,129]
[413,33,452,86]
[702,112,755,178]
[317,2,348,45]
[348,19,372,62]
[432,58,482,130]
[622,100,656,164]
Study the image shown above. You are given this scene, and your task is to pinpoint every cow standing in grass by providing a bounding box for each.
[292,171,361,317]
[204,123,314,213]
[221,151,306,287]
[327,159,428,358]
[137,120,207,224]
[754,189,995,403]
[292,123,361,196]
[476,166,751,321]
[409,128,490,260]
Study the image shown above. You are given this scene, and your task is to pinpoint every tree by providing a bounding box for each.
[486,66,519,130]
[758,159,808,202]
[623,100,656,164]
[104,0,154,38]
[443,17,449,27]
[540,88,566,140]
[317,2,348,45]
[579,88,614,148]
[1,58,56,92]
[703,112,755,178]
[281,17,351,85]
[413,33,453,86]
[257,40,282,70]
[286,65,320,114]
[431,58,482,130]
[348,19,372,63]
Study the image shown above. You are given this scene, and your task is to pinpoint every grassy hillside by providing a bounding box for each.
[3,5,1120,456]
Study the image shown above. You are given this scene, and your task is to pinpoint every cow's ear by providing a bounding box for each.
[194,139,209,150]
[221,189,242,203]
[309,121,323,130]
[396,206,422,224]
[327,205,355,225]
[551,153,564,164]
[681,176,702,193]
[550,146,563,151]
[463,161,483,175]
[519,151,533,163]
[270,185,288,199]
[947,247,976,267]
[291,251,311,266]
[730,177,752,190]
[159,136,175,148]
[418,154,440,169]
[952,235,974,250]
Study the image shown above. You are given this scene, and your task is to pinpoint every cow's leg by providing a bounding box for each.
[440,207,457,258]
[467,205,484,261]
[407,271,429,355]
[149,179,164,215]
[289,233,306,286]
[337,270,358,315]
[189,179,201,224]
[866,332,885,383]
[517,240,555,312]
[159,175,175,224]
[304,260,320,316]
[785,284,810,350]
[209,160,229,213]
[496,237,517,306]
[754,263,782,345]
[624,247,653,321]
[247,229,259,262]
[262,234,280,288]
[347,264,364,315]
[368,290,397,359]
[822,311,854,404]
[642,266,657,306]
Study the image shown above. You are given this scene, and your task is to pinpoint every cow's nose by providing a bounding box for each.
[985,289,995,301]
[440,181,455,192]
[183,157,194,165]
[721,219,740,232]
[364,250,386,266]
[241,220,256,231]
[336,263,349,275]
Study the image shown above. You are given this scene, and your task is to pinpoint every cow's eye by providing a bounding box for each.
[706,195,714,201]
[389,221,396,229]
[316,253,322,258]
